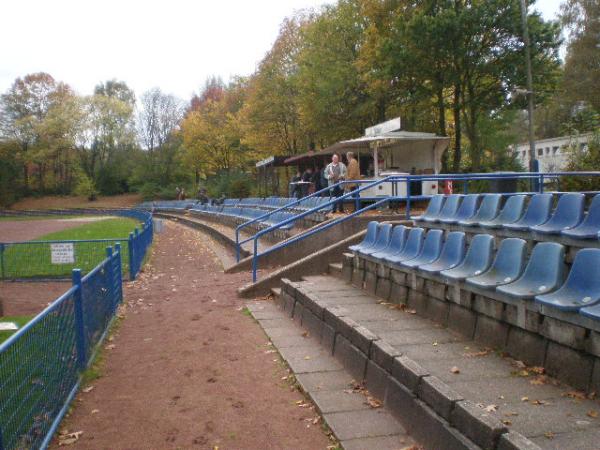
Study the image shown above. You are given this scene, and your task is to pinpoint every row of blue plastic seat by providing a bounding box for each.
[414,193,600,239]
[235,196,333,212]
[350,222,600,319]
[190,205,297,230]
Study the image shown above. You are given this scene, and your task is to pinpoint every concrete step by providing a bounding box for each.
[328,262,343,277]
[279,275,600,450]
[271,287,282,298]
[246,300,418,450]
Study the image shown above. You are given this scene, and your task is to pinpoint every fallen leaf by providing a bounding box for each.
[58,431,83,446]
[587,410,598,418]
[105,344,116,350]
[485,404,498,412]
[501,420,512,426]
[304,356,311,360]
[82,386,94,393]
[450,366,460,374]
[366,396,382,408]
[564,390,587,400]
[521,396,529,402]
[91,409,99,414]
[544,432,555,440]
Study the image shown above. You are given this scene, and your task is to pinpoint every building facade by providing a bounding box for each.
[512,133,594,172]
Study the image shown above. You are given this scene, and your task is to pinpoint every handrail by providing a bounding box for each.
[235,180,349,261]
[251,196,394,282]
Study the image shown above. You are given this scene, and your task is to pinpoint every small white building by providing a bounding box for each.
[512,133,594,173]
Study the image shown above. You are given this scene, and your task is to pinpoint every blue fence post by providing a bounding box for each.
[405,177,412,219]
[72,269,87,369]
[252,239,258,283]
[128,232,135,281]
[115,243,123,304]
[106,246,115,312]
[0,243,4,280]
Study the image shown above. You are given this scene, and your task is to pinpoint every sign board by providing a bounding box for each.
[51,243,75,264]
[365,117,401,137]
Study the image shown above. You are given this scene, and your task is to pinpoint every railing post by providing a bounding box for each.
[539,174,544,193]
[235,229,240,262]
[128,232,135,281]
[252,238,258,283]
[72,269,87,369]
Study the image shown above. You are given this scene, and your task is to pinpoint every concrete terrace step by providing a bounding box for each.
[329,262,343,276]
[280,274,600,450]
[246,300,419,450]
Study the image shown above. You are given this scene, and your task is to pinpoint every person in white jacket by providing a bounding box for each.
[325,154,347,213]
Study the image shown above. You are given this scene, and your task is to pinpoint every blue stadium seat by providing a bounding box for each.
[412,195,445,221]
[503,193,553,231]
[440,234,494,281]
[478,195,527,228]
[383,227,425,265]
[349,221,379,253]
[401,229,444,268]
[561,194,600,239]
[438,194,480,224]
[496,242,566,299]
[458,194,502,226]
[360,223,393,256]
[535,249,600,311]
[427,195,463,223]
[530,193,585,234]
[466,238,527,289]
[419,232,466,273]
[371,225,408,259]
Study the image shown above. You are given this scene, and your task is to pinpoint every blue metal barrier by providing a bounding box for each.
[0,246,123,450]
[243,171,600,282]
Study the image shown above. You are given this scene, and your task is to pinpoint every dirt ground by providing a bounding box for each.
[0,281,71,316]
[8,193,142,210]
[0,216,119,242]
[52,221,332,450]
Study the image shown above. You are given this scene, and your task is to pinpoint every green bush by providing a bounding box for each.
[561,132,600,192]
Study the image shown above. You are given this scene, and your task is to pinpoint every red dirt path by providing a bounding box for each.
[0,218,114,242]
[52,221,332,449]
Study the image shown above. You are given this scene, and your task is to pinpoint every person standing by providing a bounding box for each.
[325,154,347,213]
[345,152,360,211]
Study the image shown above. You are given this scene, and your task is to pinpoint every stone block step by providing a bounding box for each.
[280,275,600,450]
[329,262,343,276]
[246,300,418,450]
[270,287,282,297]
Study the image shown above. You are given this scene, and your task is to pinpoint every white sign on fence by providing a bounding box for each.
[51,243,75,264]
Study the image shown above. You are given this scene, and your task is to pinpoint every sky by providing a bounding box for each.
[0,0,564,102]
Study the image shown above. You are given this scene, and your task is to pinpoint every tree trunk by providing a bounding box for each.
[452,84,462,172]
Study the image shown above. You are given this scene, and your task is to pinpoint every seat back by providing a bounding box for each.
[416,229,444,261]
[495,195,527,223]
[545,193,585,229]
[422,194,445,218]
[387,225,408,254]
[438,195,463,220]
[459,234,495,273]
[579,194,600,228]
[361,221,379,248]
[437,232,466,267]
[490,238,527,280]
[399,227,425,259]
[370,223,393,253]
[520,193,553,226]
[567,249,600,294]
[472,194,502,221]
[453,194,480,220]
[519,242,566,289]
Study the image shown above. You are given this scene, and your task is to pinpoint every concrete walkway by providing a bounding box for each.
[246,300,419,450]
[293,274,600,449]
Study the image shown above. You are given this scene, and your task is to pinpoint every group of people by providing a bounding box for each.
[291,152,360,213]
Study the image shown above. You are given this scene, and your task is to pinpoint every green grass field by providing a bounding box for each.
[1,218,141,279]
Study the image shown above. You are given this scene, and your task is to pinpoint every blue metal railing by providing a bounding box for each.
[0,245,123,450]
[243,171,600,282]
